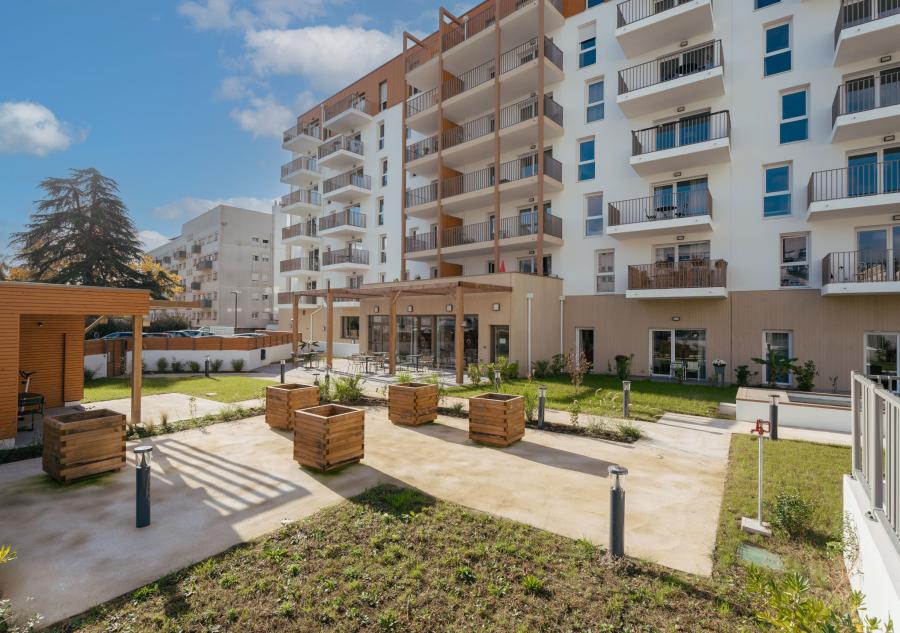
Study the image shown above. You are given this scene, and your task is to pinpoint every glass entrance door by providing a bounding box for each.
[651,330,672,376]
[491,325,509,362]
[651,329,707,380]
[577,328,595,370]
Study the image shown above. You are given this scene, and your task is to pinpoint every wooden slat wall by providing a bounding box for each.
[19,315,84,409]
[0,282,150,316]
[0,312,19,442]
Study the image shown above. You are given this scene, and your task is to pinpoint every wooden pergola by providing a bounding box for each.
[283,280,512,384]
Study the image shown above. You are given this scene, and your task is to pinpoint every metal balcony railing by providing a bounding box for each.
[499,154,562,183]
[627,259,727,290]
[617,0,702,28]
[281,156,318,178]
[808,161,900,203]
[436,212,563,249]
[832,68,900,126]
[318,135,363,160]
[346,275,365,289]
[406,182,438,207]
[443,113,495,150]
[444,165,495,197]
[823,249,899,284]
[281,188,321,208]
[499,94,563,128]
[323,248,370,266]
[608,190,712,226]
[618,40,723,95]
[443,4,496,52]
[405,232,437,253]
[443,58,496,101]
[406,87,439,116]
[323,171,372,194]
[631,110,730,156]
[834,0,900,46]
[280,256,320,273]
[283,123,322,144]
[319,208,366,231]
[323,94,374,122]
[281,220,318,241]
[406,135,439,162]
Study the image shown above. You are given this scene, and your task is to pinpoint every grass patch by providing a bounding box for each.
[54,485,755,632]
[449,374,736,421]
[84,376,270,404]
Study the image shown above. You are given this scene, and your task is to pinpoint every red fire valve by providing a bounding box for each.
[751,419,770,436]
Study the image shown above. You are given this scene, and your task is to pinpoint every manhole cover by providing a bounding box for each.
[737,543,783,570]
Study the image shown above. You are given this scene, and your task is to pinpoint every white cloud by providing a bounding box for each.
[245,25,400,92]
[179,0,345,30]
[152,196,273,221]
[0,101,80,156]
[229,94,294,139]
[216,76,252,100]
[139,230,171,252]
[346,13,372,27]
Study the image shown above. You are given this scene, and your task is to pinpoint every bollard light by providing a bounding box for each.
[493,369,501,391]
[608,465,629,558]
[768,394,780,441]
[280,359,286,384]
[134,446,154,528]
[622,381,631,419]
[312,372,320,386]
[204,355,210,378]
[538,385,546,430]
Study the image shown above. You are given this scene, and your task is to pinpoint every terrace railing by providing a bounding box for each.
[609,189,712,226]
[618,40,723,95]
[834,0,900,46]
[627,259,727,289]
[808,160,900,203]
[631,110,730,156]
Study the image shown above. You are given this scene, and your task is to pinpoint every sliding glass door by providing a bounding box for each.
[650,329,707,380]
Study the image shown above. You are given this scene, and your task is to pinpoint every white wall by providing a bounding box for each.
[122,344,292,374]
[84,354,108,379]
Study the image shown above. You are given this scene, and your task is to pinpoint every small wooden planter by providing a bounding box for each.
[294,404,365,472]
[266,383,319,430]
[388,382,438,426]
[42,409,127,483]
[468,393,525,447]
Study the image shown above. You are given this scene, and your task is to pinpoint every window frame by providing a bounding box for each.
[595,249,614,293]
[779,87,809,144]
[762,330,793,386]
[779,232,810,288]
[377,121,385,150]
[586,78,605,123]
[578,137,596,182]
[755,0,781,8]
[764,162,792,218]
[381,157,388,187]
[377,197,384,226]
[584,192,604,236]
[341,315,360,339]
[578,23,597,69]
[764,20,792,77]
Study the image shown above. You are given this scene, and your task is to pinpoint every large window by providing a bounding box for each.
[586,79,604,122]
[579,23,596,68]
[654,240,710,263]
[780,88,808,144]
[763,331,793,385]
[764,22,792,76]
[780,233,809,287]
[595,250,614,293]
[578,137,595,181]
[865,333,898,377]
[651,329,707,381]
[585,193,604,236]
[764,163,792,217]
[377,197,384,226]
[341,316,360,339]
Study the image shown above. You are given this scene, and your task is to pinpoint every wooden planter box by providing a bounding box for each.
[294,404,365,472]
[468,393,525,447]
[266,383,319,430]
[42,409,126,483]
[388,382,438,426]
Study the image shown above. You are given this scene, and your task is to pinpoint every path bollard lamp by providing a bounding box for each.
[622,381,631,419]
[135,446,154,528]
[280,359,286,384]
[608,465,629,558]
[493,369,501,391]
[538,385,546,430]
[768,394,780,441]
[204,355,210,378]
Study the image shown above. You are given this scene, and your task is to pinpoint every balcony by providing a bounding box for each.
[198,259,214,271]
[822,249,900,295]
[807,161,900,220]
[832,69,900,142]
[626,259,728,299]
[607,190,713,238]
[406,43,440,95]
[174,249,187,259]
[499,94,564,152]
[322,247,370,272]
[200,299,213,309]
[190,281,202,291]
[281,220,318,245]
[630,110,731,175]
[323,94,374,134]
[280,156,319,187]
[405,134,439,179]
[317,208,367,238]
[282,123,322,153]
[317,135,364,171]
[615,0,715,57]
[405,88,440,135]
[280,188,321,214]
[322,171,372,204]
[617,40,723,117]
[834,0,900,66]
[191,243,202,254]
[406,182,439,218]
[280,256,320,276]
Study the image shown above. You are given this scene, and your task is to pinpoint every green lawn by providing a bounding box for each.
[449,374,737,421]
[83,376,271,404]
[53,485,755,632]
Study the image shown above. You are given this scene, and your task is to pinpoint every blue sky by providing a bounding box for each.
[0,0,447,255]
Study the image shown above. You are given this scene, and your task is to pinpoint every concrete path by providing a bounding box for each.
[0,405,729,627]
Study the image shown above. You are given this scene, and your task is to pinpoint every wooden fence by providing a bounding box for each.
[85,332,294,356]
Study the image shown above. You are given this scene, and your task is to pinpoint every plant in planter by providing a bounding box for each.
[712,359,726,386]
[468,393,525,446]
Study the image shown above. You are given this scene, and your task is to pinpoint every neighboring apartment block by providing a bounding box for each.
[276,0,900,390]
[150,205,275,329]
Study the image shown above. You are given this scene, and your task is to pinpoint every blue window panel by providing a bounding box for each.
[579,139,595,162]
[764,194,791,216]
[578,163,596,181]
[755,0,781,7]
[588,81,604,103]
[779,119,808,144]
[587,104,605,122]
[765,51,791,76]
[766,24,790,53]
[781,91,806,119]
[587,0,605,6]
[579,49,596,68]
[580,37,596,50]
[766,166,790,193]
[848,153,878,197]
[884,147,900,193]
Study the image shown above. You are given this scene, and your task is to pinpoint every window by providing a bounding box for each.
[764,163,792,217]
[378,81,388,111]
[763,331,792,385]
[764,22,791,76]
[518,257,535,274]
[595,250,614,293]
[586,79,604,122]
[780,233,809,287]
[578,23,596,68]
[381,158,388,186]
[486,260,496,274]
[578,137,595,181]
[865,333,899,377]
[755,0,781,7]
[587,0,605,7]
[585,193,604,236]
[251,272,259,281]
[379,234,387,264]
[377,197,384,226]
[342,316,360,339]
[377,121,385,151]
[780,88,808,144]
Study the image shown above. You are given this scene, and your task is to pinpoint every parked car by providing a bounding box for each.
[143,332,171,338]
[233,333,266,338]
[164,331,193,338]
[177,329,216,337]
[101,331,132,340]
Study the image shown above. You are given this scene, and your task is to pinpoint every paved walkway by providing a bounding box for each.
[0,405,730,626]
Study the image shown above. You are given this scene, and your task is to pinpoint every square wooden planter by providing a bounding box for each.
[468,393,525,447]
[294,404,365,472]
[42,409,127,483]
[388,382,438,426]
[266,383,319,430]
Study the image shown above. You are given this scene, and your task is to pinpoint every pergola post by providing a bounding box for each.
[326,283,334,369]
[131,314,142,425]
[388,292,400,375]
[291,294,299,360]
[455,285,464,385]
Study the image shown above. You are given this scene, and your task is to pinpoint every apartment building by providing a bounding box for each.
[150,205,275,329]
[276,0,900,389]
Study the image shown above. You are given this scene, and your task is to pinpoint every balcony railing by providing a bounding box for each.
[280,256,320,273]
[444,58,496,101]
[281,156,318,178]
[323,247,370,267]
[283,123,322,144]
[405,232,437,253]
[823,249,899,284]
[444,113,495,150]
[199,259,214,270]
[832,68,900,126]
[319,208,366,231]
[834,0,900,46]
[323,94,374,122]
[175,250,187,259]
[632,110,731,156]
[406,135,439,162]
[281,188,321,208]
[406,43,437,73]
[406,182,438,207]
[440,0,563,53]
[412,212,562,252]
[444,165,495,197]
[346,275,365,289]
[500,154,563,183]
[318,135,363,160]
[200,299,213,309]
[808,161,900,204]
[617,0,698,28]
[618,40,723,95]
[608,190,712,226]
[500,94,563,128]
[407,87,439,116]
[323,171,372,194]
[628,259,727,290]
[281,220,318,241]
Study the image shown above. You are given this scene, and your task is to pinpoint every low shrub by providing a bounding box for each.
[188,360,201,373]
[83,367,96,382]
[423,374,447,405]
[466,363,482,385]
[734,365,756,387]
[768,491,813,538]
[210,359,223,372]
[532,360,551,379]
[331,375,365,404]
[549,353,565,376]
[613,354,633,380]
[793,360,818,392]
[170,359,184,373]
[231,358,246,372]
[495,356,519,380]
[521,574,545,595]
[155,357,169,373]
[450,402,464,416]
[522,384,538,422]
[616,422,643,442]
[395,371,413,384]
[569,399,581,427]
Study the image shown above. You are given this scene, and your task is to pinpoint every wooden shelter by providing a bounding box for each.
[0,282,150,448]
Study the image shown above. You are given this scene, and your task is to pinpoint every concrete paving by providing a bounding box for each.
[0,405,729,627]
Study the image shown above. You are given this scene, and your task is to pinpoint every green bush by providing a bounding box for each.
[231,358,246,372]
[210,359,223,372]
[155,357,169,373]
[331,375,365,404]
[549,354,565,376]
[466,363,482,385]
[170,359,184,373]
[522,384,538,422]
[793,360,818,392]
[395,371,413,384]
[616,422,643,442]
[769,491,813,538]
[188,360,201,373]
[613,354,633,380]
[423,374,447,405]
[145,315,191,333]
[734,365,756,387]
[532,360,551,379]
[495,356,519,380]
[83,367,96,381]
[521,574,545,595]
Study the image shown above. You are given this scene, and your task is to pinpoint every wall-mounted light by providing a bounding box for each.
[885,135,896,142]
[676,106,685,113]
[407,305,414,312]
[374,305,380,313]
[881,55,892,63]
[36,321,44,328]
[680,40,688,47]
[446,304,453,312]
[893,214,900,221]
[673,171,682,177]
[530,144,536,150]
[492,303,501,311]
[676,235,685,241]
[672,316,681,322]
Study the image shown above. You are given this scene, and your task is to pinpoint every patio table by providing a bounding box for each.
[406,354,421,372]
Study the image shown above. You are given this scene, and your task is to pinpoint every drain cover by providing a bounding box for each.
[737,543,783,570]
